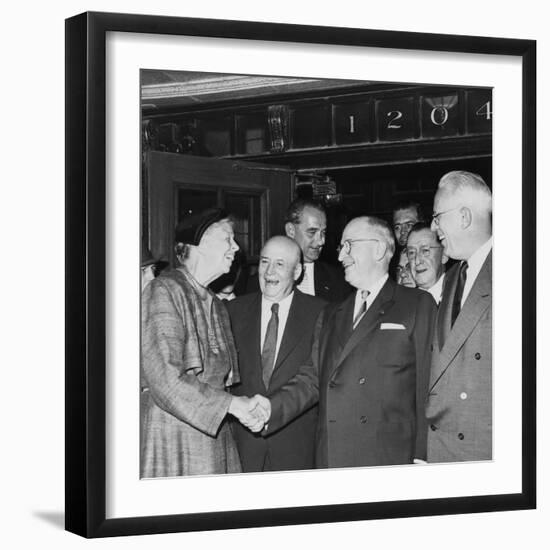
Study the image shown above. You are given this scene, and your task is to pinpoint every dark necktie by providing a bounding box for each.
[451,261,468,327]
[353,290,370,330]
[261,302,279,388]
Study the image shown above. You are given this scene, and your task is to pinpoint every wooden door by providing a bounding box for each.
[144,152,294,267]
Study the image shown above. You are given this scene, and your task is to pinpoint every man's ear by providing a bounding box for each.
[374,240,388,262]
[285,222,295,238]
[293,262,303,282]
[460,206,473,229]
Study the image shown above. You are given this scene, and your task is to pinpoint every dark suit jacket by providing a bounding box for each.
[311,260,352,303]
[246,260,351,303]
[267,278,437,469]
[426,251,492,462]
[227,290,326,472]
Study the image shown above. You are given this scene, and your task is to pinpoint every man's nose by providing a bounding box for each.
[313,232,324,246]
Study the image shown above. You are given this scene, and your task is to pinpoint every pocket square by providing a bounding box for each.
[380,322,406,330]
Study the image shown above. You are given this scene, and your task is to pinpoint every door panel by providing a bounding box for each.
[145,152,294,267]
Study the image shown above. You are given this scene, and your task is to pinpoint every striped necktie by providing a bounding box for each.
[353,290,370,330]
[261,302,279,388]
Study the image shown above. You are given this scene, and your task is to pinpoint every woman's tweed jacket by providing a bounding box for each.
[141,267,241,477]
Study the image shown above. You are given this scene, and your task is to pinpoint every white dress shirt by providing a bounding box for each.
[426,274,445,304]
[260,291,294,364]
[462,237,493,307]
[352,274,388,321]
[297,262,315,296]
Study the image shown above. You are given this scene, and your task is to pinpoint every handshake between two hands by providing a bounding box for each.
[229,395,271,433]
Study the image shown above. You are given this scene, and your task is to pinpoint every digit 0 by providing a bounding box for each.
[430,106,449,126]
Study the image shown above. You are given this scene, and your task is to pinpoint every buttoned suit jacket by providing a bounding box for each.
[227,290,326,472]
[267,278,437,469]
[426,251,492,462]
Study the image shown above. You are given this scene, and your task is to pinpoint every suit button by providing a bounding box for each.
[329,381,336,388]
[475,353,481,360]
[458,433,465,440]
[360,416,368,424]
[359,377,366,385]
[430,424,438,431]
[460,392,468,400]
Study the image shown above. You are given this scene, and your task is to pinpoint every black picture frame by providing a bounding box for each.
[65,11,536,538]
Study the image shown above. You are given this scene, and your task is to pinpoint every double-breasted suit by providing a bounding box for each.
[227,290,326,472]
[267,278,437,468]
[426,251,492,462]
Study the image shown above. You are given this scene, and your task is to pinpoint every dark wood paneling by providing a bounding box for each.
[146,152,293,265]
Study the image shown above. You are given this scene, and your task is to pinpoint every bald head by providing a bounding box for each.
[258,236,302,302]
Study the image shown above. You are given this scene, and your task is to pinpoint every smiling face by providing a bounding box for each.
[338,218,382,290]
[258,237,302,302]
[407,228,447,290]
[430,189,464,260]
[198,220,239,277]
[393,207,420,247]
[285,206,327,263]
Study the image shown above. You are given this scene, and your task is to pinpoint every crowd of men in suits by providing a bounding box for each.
[141,169,492,476]
[227,169,492,472]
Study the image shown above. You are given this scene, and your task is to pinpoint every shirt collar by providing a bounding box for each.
[303,262,314,275]
[465,237,492,278]
[355,273,389,304]
[427,273,445,303]
[262,290,294,314]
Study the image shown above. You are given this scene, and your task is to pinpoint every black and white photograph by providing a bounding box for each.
[4,0,549,545]
[139,70,494,478]
[56,6,540,541]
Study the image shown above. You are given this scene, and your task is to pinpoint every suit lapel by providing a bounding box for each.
[318,296,353,380]
[335,294,355,349]
[437,263,459,350]
[314,261,329,296]
[272,292,305,371]
[430,252,492,390]
[331,279,396,376]
[240,293,264,387]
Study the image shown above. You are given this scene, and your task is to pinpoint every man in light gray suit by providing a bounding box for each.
[426,171,492,462]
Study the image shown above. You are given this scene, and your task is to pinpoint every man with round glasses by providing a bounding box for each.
[258,216,437,468]
[406,222,448,303]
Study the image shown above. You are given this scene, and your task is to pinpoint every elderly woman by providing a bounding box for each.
[141,208,263,478]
